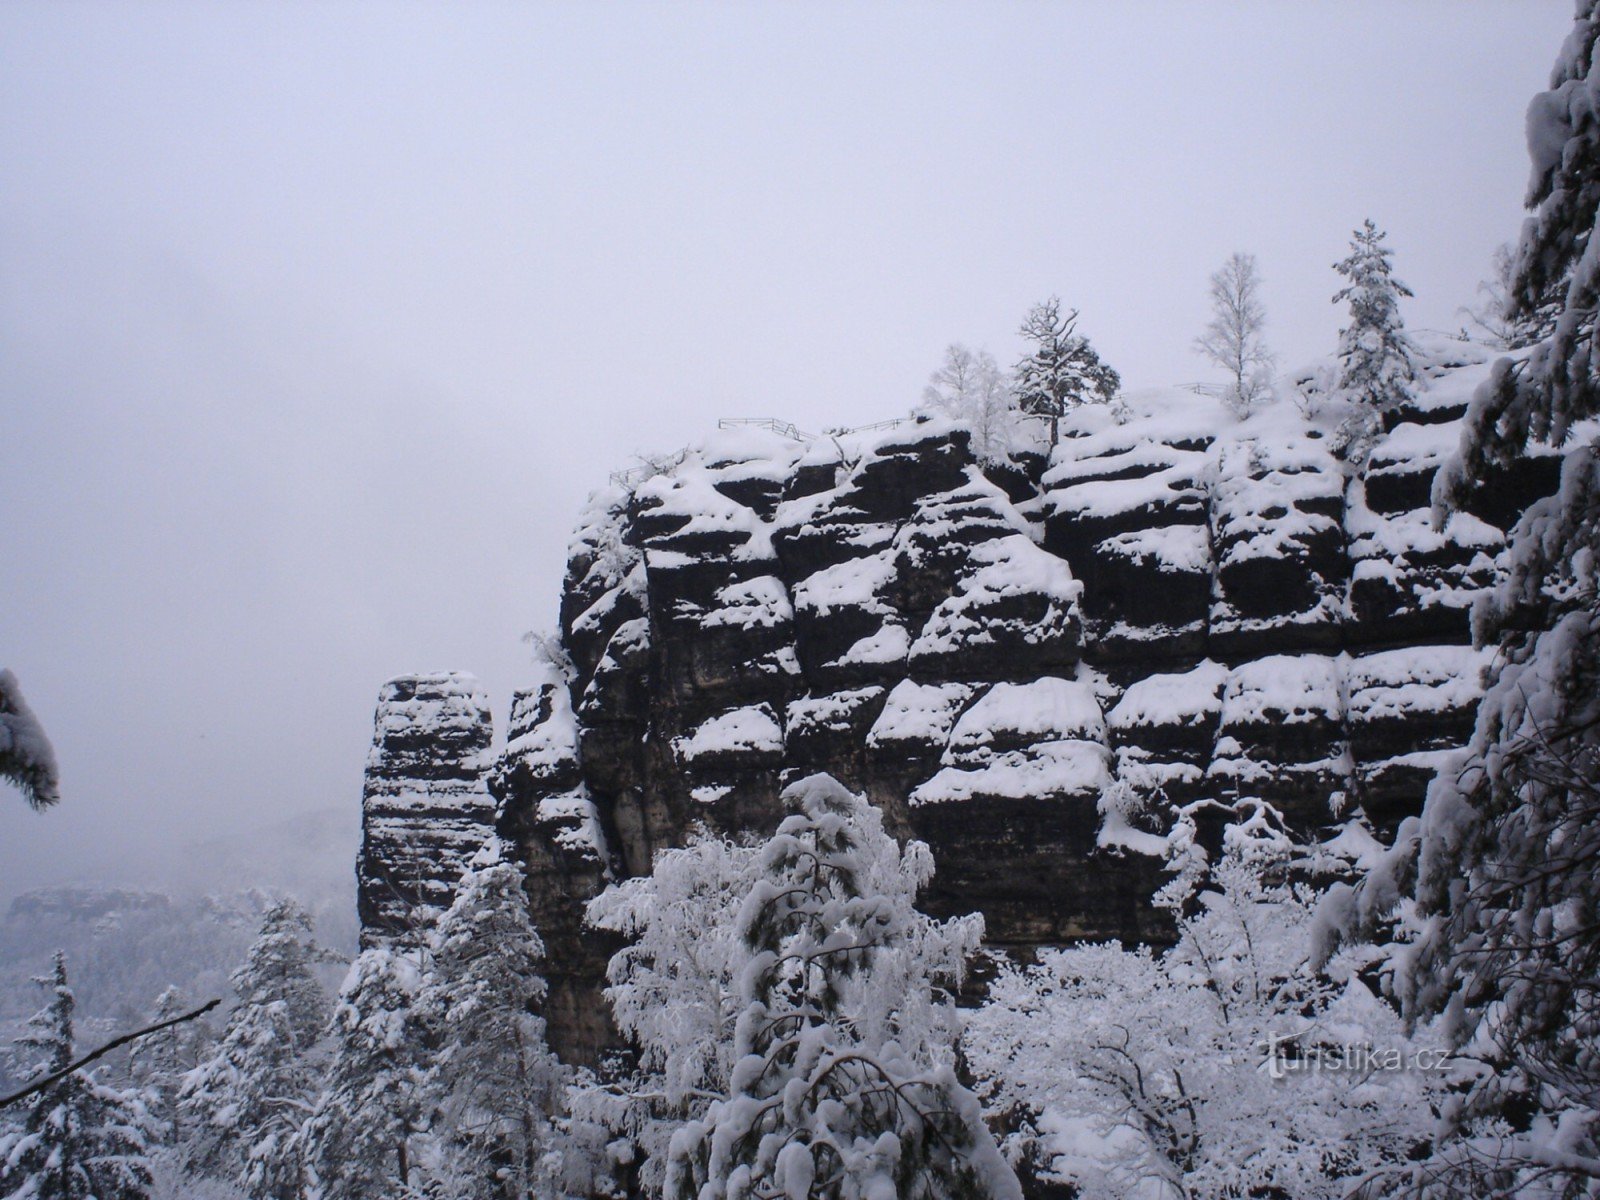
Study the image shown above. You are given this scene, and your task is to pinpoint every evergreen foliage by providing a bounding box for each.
[1013,298,1120,445]
[1330,220,1418,462]
[178,900,332,1200]
[418,847,565,1200]
[664,774,1018,1200]
[0,954,153,1200]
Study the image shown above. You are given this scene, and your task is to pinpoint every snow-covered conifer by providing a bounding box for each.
[921,344,1024,463]
[126,986,211,1147]
[1330,220,1418,462]
[1014,298,1120,446]
[179,899,332,1200]
[300,947,426,1200]
[1317,9,1600,1193]
[0,953,154,1200]
[0,670,59,811]
[664,773,1017,1200]
[417,845,565,1200]
[572,833,758,1195]
[1194,251,1275,417]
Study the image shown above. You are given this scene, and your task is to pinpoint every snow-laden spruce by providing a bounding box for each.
[0,669,59,811]
[300,947,428,1200]
[1316,6,1600,1193]
[660,773,1019,1200]
[126,986,213,1149]
[414,845,567,1200]
[0,953,154,1200]
[1330,220,1419,464]
[178,900,334,1200]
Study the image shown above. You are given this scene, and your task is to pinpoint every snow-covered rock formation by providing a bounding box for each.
[356,672,497,947]
[358,340,1561,1063]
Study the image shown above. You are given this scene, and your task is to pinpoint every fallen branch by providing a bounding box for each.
[0,997,221,1111]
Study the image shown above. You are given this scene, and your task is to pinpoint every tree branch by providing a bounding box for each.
[0,997,221,1111]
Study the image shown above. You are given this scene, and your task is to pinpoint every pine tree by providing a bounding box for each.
[1330,220,1418,462]
[126,986,211,1147]
[1013,298,1120,446]
[418,846,565,1200]
[665,773,1019,1200]
[1318,9,1600,1193]
[1194,252,1275,417]
[0,669,59,811]
[301,948,427,1200]
[0,953,153,1200]
[179,900,332,1200]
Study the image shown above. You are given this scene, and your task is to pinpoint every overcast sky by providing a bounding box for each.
[0,1,1574,900]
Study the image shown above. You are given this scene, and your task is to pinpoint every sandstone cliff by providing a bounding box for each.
[361,341,1558,1063]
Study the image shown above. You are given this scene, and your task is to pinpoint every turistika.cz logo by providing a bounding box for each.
[1256,1030,1450,1080]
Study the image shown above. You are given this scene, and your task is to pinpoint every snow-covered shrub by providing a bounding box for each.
[965,842,1440,1199]
[662,774,1013,1199]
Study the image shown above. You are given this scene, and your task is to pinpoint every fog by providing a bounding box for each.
[0,1,1571,900]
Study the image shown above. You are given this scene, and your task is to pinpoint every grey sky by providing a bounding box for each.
[0,2,1572,899]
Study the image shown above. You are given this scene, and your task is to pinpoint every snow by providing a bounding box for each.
[909,534,1081,659]
[1346,645,1492,722]
[792,551,897,617]
[830,622,911,668]
[1107,660,1229,730]
[945,678,1106,761]
[785,688,884,741]
[910,739,1112,806]
[867,681,976,750]
[1219,655,1343,727]
[1097,523,1211,573]
[699,574,794,631]
[674,705,784,764]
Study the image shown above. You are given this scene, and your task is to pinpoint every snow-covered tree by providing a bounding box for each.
[573,833,759,1197]
[1313,10,1600,1194]
[179,899,332,1200]
[417,846,565,1200]
[126,987,212,1147]
[1460,242,1551,351]
[300,948,427,1200]
[1330,220,1418,463]
[1194,252,1275,417]
[664,773,1017,1200]
[0,953,153,1200]
[921,344,1025,463]
[966,841,1438,1200]
[0,669,59,811]
[1014,298,1120,446]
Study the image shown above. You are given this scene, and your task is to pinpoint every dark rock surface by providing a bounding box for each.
[359,342,1551,1065]
[356,672,498,948]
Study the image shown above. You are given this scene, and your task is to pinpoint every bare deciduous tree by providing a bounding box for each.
[1194,252,1275,418]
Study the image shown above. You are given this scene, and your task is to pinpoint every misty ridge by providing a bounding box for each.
[4,4,1600,1200]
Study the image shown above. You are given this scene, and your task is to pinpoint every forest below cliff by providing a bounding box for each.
[6,6,1600,1200]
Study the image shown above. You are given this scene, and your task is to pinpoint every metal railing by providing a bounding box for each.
[717,417,813,441]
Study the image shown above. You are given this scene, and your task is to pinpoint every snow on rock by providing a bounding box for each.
[945,678,1106,764]
[466,362,1563,1063]
[867,681,977,756]
[911,739,1113,807]
[674,704,785,767]
[908,533,1083,675]
[358,672,498,947]
[1107,661,1230,733]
